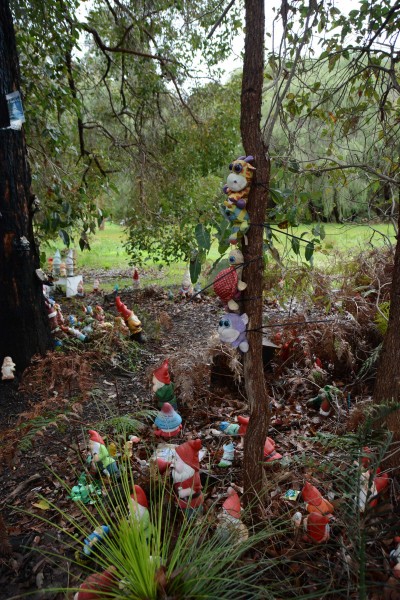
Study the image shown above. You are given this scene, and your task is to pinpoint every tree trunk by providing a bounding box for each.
[241,0,270,515]
[0,0,52,373]
[374,208,400,467]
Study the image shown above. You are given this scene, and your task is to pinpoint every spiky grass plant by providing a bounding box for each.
[22,447,285,600]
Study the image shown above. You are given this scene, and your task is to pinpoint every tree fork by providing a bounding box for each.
[0,0,52,373]
[241,0,271,516]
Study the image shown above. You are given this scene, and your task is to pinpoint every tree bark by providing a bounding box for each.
[241,0,271,515]
[0,0,52,373]
[374,207,400,467]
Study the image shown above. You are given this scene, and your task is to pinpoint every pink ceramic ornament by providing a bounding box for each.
[263,437,282,462]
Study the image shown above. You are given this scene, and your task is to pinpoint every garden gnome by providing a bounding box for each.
[218,442,235,467]
[74,566,117,600]
[77,279,84,297]
[220,416,249,449]
[303,513,330,544]
[1,356,15,380]
[52,249,61,276]
[216,487,248,543]
[264,437,282,462]
[93,278,100,293]
[172,439,204,516]
[302,481,334,516]
[129,485,150,537]
[358,467,389,511]
[153,402,182,438]
[60,262,67,277]
[152,359,177,409]
[88,430,119,478]
[83,525,110,557]
[132,268,140,289]
[93,305,105,323]
[115,296,144,342]
[180,267,193,298]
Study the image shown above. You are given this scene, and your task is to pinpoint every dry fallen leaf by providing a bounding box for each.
[32,499,50,511]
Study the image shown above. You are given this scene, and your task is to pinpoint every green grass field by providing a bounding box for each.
[44,221,395,290]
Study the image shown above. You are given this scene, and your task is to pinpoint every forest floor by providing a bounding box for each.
[0,254,400,599]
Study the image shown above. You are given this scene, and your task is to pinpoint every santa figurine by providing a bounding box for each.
[87,430,119,479]
[152,359,177,409]
[93,305,105,323]
[302,481,334,516]
[74,566,117,600]
[153,402,182,438]
[216,487,248,543]
[172,439,204,516]
[129,485,150,537]
[1,357,16,381]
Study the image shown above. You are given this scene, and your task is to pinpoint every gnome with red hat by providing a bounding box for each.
[88,430,119,479]
[301,481,334,516]
[216,487,249,543]
[152,359,177,409]
[74,566,117,600]
[129,485,150,537]
[115,296,144,342]
[153,402,182,438]
[172,439,204,516]
[303,512,330,544]
[263,437,282,462]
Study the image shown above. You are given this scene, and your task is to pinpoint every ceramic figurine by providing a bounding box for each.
[358,467,389,512]
[307,385,342,416]
[70,473,101,504]
[223,156,255,210]
[93,278,100,293]
[218,313,249,352]
[114,316,129,335]
[218,442,235,467]
[152,359,177,409]
[193,282,202,301]
[60,262,67,277]
[132,268,140,289]
[172,439,204,515]
[213,249,247,312]
[115,296,144,342]
[216,487,249,543]
[77,279,84,297]
[1,357,16,380]
[83,525,110,557]
[390,537,400,580]
[93,305,105,323]
[153,402,182,438]
[220,416,249,449]
[264,437,282,462]
[61,325,87,342]
[73,566,117,600]
[180,268,193,298]
[69,314,78,327]
[66,249,74,276]
[129,485,150,537]
[45,298,60,335]
[54,303,65,327]
[303,513,330,543]
[302,481,334,515]
[52,250,61,276]
[88,430,119,478]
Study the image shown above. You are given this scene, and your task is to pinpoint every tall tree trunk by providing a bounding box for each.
[0,0,52,373]
[374,207,400,467]
[241,0,271,515]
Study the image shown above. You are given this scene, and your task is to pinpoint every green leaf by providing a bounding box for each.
[195,224,211,250]
[58,229,70,247]
[291,237,300,255]
[189,251,202,283]
[305,242,314,262]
